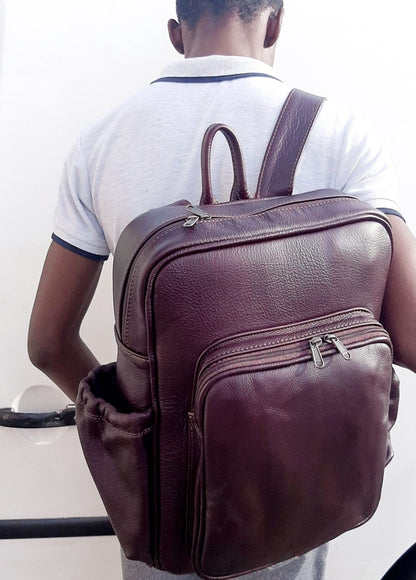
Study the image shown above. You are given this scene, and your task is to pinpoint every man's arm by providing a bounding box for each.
[381,215,416,373]
[28,241,104,401]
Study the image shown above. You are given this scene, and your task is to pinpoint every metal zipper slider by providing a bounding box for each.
[324,334,351,360]
[184,215,200,227]
[184,205,212,228]
[309,337,325,368]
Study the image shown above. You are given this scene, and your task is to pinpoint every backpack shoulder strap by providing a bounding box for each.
[256,89,326,198]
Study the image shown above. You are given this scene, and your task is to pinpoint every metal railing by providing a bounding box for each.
[0,406,115,540]
[0,517,115,539]
[0,405,76,428]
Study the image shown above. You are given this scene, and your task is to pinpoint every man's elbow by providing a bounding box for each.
[27,329,67,374]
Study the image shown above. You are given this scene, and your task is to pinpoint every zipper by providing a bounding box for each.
[191,314,391,413]
[309,333,351,368]
[186,411,196,554]
[182,191,365,228]
[324,334,351,359]
[309,336,325,368]
[182,193,350,228]
[184,206,212,227]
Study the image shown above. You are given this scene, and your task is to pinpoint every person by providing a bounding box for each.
[28,1,416,578]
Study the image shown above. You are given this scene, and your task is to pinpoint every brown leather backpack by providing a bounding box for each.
[76,90,399,579]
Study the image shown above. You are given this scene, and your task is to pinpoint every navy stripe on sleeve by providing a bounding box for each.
[377,208,406,222]
[52,234,109,261]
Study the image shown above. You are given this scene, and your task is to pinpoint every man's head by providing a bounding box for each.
[176,0,284,30]
[169,0,284,65]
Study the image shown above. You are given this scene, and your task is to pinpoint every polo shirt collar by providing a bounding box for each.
[159,55,279,80]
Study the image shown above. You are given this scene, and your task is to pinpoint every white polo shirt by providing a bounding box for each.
[53,55,401,260]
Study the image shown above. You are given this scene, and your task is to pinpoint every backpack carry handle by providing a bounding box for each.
[200,124,251,206]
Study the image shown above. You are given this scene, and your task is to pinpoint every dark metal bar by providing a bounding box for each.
[0,517,115,539]
[0,406,76,429]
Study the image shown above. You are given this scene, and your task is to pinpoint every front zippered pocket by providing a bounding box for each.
[188,309,395,579]
[192,309,388,404]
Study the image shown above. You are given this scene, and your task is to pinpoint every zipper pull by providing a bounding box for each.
[309,337,325,368]
[324,334,351,360]
[184,206,211,228]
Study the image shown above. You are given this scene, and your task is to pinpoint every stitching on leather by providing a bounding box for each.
[202,309,371,358]
[124,197,364,339]
[205,131,214,203]
[204,126,247,203]
[117,332,149,362]
[135,197,358,265]
[153,198,362,251]
[124,197,360,337]
[288,101,323,192]
[125,351,149,362]
[257,91,293,196]
[200,319,381,364]
[120,212,191,336]
[200,335,392,390]
[225,129,241,194]
[80,403,154,438]
[119,346,149,362]
[125,223,182,338]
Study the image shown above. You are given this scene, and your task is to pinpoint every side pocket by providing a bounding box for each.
[115,330,152,410]
[76,363,154,564]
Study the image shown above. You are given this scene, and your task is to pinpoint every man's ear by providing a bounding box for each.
[264,8,284,49]
[168,19,185,55]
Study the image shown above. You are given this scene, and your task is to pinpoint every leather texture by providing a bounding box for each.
[200,124,250,204]
[256,89,325,197]
[76,89,398,579]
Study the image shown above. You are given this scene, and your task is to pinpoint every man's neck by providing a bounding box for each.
[182,15,275,66]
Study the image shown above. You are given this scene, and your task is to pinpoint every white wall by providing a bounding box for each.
[0,1,414,579]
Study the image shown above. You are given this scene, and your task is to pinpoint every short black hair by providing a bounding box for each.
[176,0,284,29]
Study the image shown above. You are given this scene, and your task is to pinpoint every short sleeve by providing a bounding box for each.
[337,113,402,218]
[53,137,110,260]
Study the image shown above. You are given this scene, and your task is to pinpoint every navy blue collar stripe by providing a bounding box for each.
[151,72,281,85]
